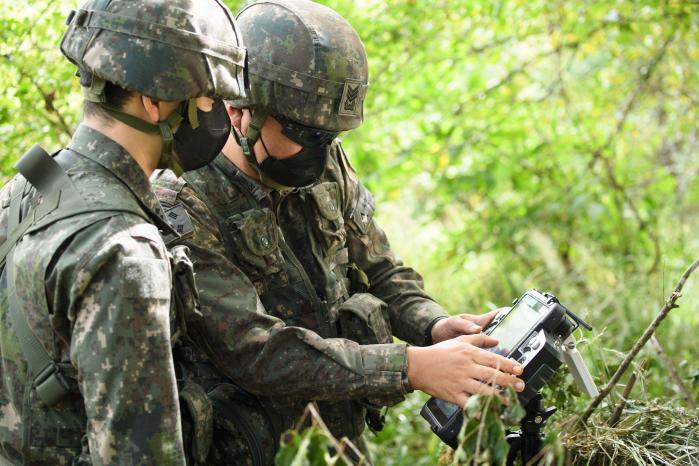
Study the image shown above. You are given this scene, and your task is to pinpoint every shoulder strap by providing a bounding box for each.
[0,145,92,267]
[0,176,31,268]
[6,245,71,407]
[1,145,89,406]
[0,144,145,407]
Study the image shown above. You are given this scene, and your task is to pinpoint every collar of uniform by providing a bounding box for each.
[67,124,171,228]
[213,153,273,202]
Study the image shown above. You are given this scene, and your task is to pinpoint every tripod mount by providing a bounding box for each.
[505,394,556,466]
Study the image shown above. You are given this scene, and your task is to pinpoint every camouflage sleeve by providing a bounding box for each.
[165,177,411,402]
[334,142,449,346]
[54,216,185,465]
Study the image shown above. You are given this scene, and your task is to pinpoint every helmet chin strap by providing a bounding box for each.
[82,75,193,176]
[233,109,294,191]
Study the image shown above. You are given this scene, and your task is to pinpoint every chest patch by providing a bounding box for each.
[164,204,194,238]
[237,208,279,257]
[350,184,374,234]
[310,182,341,221]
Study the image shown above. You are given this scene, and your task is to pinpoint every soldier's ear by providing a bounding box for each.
[141,96,162,123]
[227,105,243,128]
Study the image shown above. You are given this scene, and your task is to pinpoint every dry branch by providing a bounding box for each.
[579,257,699,424]
[607,359,646,427]
[651,334,697,410]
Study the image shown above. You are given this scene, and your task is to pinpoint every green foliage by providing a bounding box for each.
[276,405,368,466]
[2,0,699,464]
[452,395,509,466]
[0,1,82,183]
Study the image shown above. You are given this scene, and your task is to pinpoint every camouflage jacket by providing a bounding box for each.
[0,125,185,465]
[152,141,447,438]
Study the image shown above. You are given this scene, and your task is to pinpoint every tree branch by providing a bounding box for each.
[607,359,646,427]
[579,257,699,424]
[1,54,73,140]
[651,334,697,410]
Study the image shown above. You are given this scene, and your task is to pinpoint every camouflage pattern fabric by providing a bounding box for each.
[152,140,447,443]
[0,125,185,465]
[232,0,368,131]
[61,0,246,101]
[206,383,276,466]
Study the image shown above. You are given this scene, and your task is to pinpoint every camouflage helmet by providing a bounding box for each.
[60,0,246,102]
[234,0,369,134]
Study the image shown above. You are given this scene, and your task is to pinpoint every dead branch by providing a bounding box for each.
[608,359,647,427]
[579,257,699,424]
[651,335,697,410]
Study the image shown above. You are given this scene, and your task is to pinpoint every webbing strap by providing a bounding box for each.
[1,146,84,406]
[7,177,24,222]
[0,178,30,267]
[245,109,267,147]
[7,181,24,232]
[1,144,178,405]
[0,145,85,268]
[0,211,34,269]
[233,110,294,191]
[0,145,137,407]
[6,247,71,407]
[80,9,245,66]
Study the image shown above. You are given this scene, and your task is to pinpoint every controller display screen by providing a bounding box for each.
[428,398,460,426]
[488,295,544,355]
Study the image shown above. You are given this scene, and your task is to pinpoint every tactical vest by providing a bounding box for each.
[0,146,167,463]
[0,145,203,464]
[179,151,392,440]
[155,171,279,466]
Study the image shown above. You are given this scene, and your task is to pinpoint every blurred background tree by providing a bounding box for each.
[1,0,698,463]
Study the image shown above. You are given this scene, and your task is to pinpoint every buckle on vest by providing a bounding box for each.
[33,362,71,407]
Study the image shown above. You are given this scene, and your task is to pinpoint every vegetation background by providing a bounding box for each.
[1,0,698,463]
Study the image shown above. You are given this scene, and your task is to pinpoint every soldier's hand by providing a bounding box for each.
[430,308,504,344]
[406,334,525,407]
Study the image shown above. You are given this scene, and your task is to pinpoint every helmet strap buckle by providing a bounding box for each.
[82,75,106,103]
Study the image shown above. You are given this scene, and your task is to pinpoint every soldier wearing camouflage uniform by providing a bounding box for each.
[154,0,525,463]
[0,0,245,464]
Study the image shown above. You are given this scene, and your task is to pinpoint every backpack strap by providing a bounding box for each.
[1,144,153,407]
[6,245,72,407]
[0,177,30,268]
[1,145,89,406]
[0,145,87,267]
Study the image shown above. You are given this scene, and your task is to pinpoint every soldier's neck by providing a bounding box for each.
[221,134,260,180]
[83,115,162,177]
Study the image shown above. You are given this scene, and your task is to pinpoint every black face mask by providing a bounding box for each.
[172,99,231,172]
[258,136,329,188]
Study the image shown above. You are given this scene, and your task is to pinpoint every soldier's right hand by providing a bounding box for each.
[406,334,525,407]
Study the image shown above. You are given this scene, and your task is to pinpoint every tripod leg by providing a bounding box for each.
[506,432,520,466]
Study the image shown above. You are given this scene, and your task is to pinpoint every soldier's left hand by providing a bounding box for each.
[430,308,505,344]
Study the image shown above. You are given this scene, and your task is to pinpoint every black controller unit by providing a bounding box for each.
[420,289,592,449]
